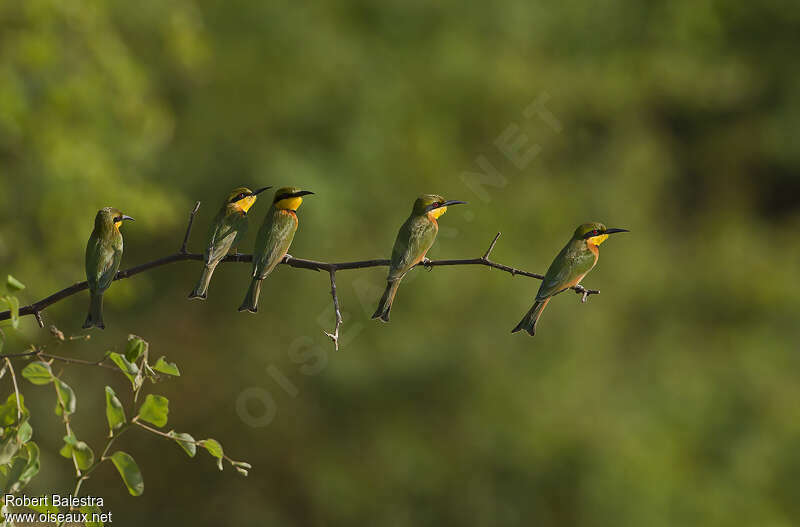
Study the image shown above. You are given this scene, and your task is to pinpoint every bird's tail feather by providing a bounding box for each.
[372,279,401,323]
[188,264,217,300]
[83,292,105,330]
[511,298,551,336]
[238,278,262,313]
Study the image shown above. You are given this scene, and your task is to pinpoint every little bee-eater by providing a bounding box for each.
[238,187,314,313]
[512,222,628,336]
[189,185,271,300]
[83,207,135,329]
[372,194,467,322]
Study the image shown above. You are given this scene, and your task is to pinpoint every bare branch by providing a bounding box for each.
[4,357,22,421]
[180,201,202,254]
[483,232,502,259]
[0,204,602,349]
[323,269,343,350]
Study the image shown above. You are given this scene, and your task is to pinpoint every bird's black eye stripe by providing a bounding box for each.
[114,216,122,222]
[274,193,292,203]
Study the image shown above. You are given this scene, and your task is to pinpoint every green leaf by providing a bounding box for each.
[16,420,32,443]
[108,352,140,388]
[201,439,224,471]
[6,275,25,292]
[54,378,77,416]
[21,361,53,385]
[124,337,147,363]
[1,295,20,329]
[0,442,40,493]
[109,451,144,496]
[104,386,126,432]
[0,393,27,425]
[62,434,94,470]
[18,442,40,485]
[81,505,104,526]
[0,432,20,465]
[136,394,169,427]
[167,431,196,458]
[153,356,180,377]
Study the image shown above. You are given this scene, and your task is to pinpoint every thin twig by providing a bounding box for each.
[0,348,119,371]
[323,269,343,350]
[4,357,22,421]
[132,418,242,465]
[38,351,117,371]
[69,423,132,512]
[180,201,202,254]
[483,232,502,259]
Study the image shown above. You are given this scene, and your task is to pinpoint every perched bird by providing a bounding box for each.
[372,194,467,322]
[512,222,628,336]
[83,207,135,329]
[189,186,271,300]
[238,187,314,313]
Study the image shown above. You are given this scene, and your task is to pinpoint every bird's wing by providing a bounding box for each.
[536,243,596,300]
[253,209,297,279]
[86,237,122,293]
[205,213,244,264]
[387,215,437,281]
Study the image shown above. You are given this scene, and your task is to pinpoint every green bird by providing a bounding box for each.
[83,207,135,329]
[372,194,467,322]
[238,187,314,313]
[512,222,628,336]
[189,185,271,300]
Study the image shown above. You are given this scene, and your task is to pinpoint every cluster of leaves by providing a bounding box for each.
[0,333,249,526]
[0,276,38,500]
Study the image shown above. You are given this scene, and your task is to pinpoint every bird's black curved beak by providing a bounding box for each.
[251,186,272,196]
[121,215,135,222]
[442,200,468,207]
[292,190,315,197]
[604,228,628,234]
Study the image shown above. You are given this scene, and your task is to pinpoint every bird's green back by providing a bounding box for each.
[536,238,597,300]
[388,211,438,280]
[252,206,297,279]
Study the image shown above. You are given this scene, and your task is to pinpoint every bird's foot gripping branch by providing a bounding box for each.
[0,202,600,349]
[0,330,250,526]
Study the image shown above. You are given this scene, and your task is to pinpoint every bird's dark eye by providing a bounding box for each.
[114,216,122,222]
[593,230,599,235]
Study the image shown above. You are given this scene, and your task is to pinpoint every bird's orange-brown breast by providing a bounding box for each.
[279,209,299,226]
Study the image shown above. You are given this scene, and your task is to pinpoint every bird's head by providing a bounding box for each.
[226,186,271,215]
[97,207,135,232]
[573,222,629,246]
[412,194,468,219]
[272,187,314,211]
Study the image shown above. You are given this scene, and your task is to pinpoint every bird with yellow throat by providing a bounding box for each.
[238,187,314,313]
[512,222,628,336]
[83,207,135,329]
[372,194,467,322]
[189,186,271,300]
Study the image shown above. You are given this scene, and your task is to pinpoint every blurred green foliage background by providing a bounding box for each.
[1,0,800,525]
